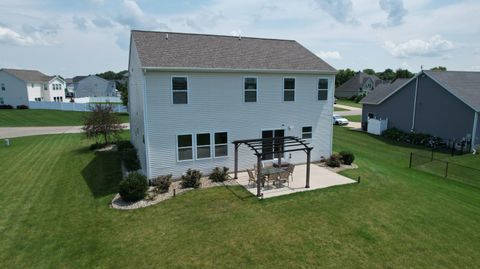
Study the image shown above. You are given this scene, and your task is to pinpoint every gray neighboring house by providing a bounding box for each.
[335,71,384,98]
[74,75,118,98]
[361,70,480,151]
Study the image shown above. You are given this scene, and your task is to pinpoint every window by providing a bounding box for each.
[1,83,5,91]
[302,126,312,139]
[44,84,47,90]
[31,83,34,88]
[35,98,41,102]
[244,77,257,102]
[318,78,328,100]
[283,78,295,101]
[172,77,188,104]
[0,97,4,104]
[177,134,193,161]
[196,133,211,159]
[214,132,228,157]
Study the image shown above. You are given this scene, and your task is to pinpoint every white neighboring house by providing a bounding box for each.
[0,68,66,106]
[128,31,336,179]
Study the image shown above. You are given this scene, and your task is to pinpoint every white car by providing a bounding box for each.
[333,114,349,125]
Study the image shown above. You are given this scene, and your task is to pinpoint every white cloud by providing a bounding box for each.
[90,0,104,5]
[316,51,342,60]
[384,35,454,58]
[0,26,49,46]
[73,16,89,31]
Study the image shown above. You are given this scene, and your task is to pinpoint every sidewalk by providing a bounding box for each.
[0,123,130,139]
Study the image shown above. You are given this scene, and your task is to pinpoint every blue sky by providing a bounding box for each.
[0,0,479,77]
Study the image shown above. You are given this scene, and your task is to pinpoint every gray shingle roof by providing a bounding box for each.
[360,78,410,105]
[131,30,336,72]
[424,70,480,111]
[1,68,53,82]
[336,72,384,92]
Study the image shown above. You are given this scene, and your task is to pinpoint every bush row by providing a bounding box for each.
[0,104,29,109]
[382,128,443,147]
[326,151,355,167]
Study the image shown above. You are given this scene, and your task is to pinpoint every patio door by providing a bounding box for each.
[262,129,284,160]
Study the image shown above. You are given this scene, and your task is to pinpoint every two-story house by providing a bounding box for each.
[335,71,385,98]
[73,75,118,98]
[128,31,336,179]
[0,68,66,106]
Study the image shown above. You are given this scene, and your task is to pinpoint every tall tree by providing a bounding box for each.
[116,82,128,106]
[430,66,447,71]
[362,68,376,75]
[335,68,356,87]
[377,68,396,81]
[83,104,124,145]
[395,68,414,79]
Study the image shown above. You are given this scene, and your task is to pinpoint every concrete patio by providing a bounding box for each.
[235,163,356,198]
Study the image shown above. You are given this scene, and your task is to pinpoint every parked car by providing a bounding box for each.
[333,114,349,125]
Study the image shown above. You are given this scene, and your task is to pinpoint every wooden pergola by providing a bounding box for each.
[232,136,313,197]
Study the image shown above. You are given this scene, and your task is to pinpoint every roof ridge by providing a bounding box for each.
[131,29,296,42]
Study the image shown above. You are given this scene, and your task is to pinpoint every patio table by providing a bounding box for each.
[260,167,286,187]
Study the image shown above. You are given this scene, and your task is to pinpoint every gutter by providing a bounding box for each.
[142,66,337,75]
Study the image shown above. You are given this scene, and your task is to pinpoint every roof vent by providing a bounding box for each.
[165,33,169,40]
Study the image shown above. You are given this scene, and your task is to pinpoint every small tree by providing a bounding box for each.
[83,104,124,145]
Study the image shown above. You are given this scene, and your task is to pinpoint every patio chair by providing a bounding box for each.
[286,164,295,181]
[276,171,290,187]
[247,169,256,186]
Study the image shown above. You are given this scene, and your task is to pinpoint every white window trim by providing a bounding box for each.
[171,76,189,105]
[301,126,313,139]
[317,77,330,102]
[243,76,258,103]
[176,133,194,162]
[283,77,296,102]
[213,131,229,158]
[196,132,212,160]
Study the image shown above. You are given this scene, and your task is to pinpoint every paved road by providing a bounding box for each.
[334,104,362,116]
[0,123,130,139]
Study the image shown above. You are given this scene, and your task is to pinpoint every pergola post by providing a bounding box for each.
[305,148,311,188]
[256,153,262,197]
[234,143,239,179]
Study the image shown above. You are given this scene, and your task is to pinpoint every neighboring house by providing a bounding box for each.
[0,68,66,106]
[361,71,480,151]
[74,75,118,98]
[335,71,384,98]
[128,30,336,179]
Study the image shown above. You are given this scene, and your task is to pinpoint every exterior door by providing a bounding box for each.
[262,129,284,160]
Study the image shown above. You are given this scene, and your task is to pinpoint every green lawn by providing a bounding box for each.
[336,99,362,108]
[0,109,129,127]
[345,115,362,122]
[1,128,480,268]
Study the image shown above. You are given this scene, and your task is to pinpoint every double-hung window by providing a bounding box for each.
[318,78,329,100]
[302,126,312,139]
[196,133,211,159]
[214,132,228,157]
[244,77,257,102]
[1,83,5,91]
[283,78,295,102]
[177,134,193,161]
[172,77,188,104]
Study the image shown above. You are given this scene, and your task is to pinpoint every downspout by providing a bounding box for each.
[472,111,478,152]
[142,69,151,179]
[410,75,420,132]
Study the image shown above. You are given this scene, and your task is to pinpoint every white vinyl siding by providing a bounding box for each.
[283,78,295,102]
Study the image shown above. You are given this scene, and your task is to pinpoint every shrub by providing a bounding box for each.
[116,140,134,152]
[209,167,230,182]
[326,154,341,167]
[354,94,365,103]
[122,148,140,172]
[152,174,172,194]
[181,169,202,188]
[16,104,29,109]
[0,104,13,109]
[339,151,355,165]
[119,172,148,202]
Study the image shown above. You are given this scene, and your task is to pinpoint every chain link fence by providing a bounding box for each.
[409,152,480,189]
